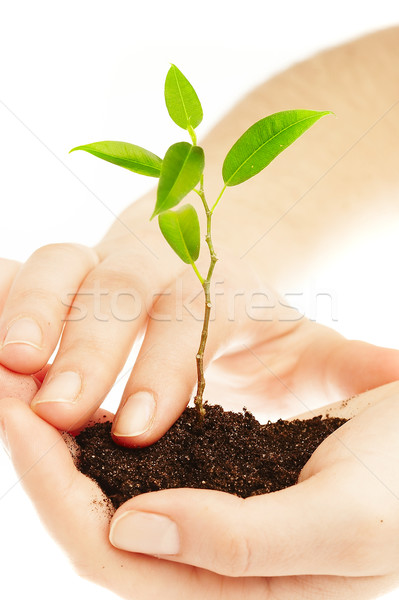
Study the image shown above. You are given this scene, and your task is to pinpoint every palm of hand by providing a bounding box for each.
[2,383,399,599]
[2,241,399,599]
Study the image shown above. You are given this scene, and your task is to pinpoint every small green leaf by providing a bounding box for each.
[222,110,332,186]
[70,141,162,178]
[158,204,200,264]
[165,64,203,130]
[151,142,204,219]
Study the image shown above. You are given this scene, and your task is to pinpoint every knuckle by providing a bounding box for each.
[11,285,60,309]
[60,335,113,363]
[155,271,202,316]
[91,264,136,291]
[95,251,157,295]
[216,522,251,577]
[31,242,89,264]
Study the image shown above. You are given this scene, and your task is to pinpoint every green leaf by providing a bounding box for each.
[158,204,200,264]
[222,110,332,186]
[165,64,203,130]
[70,141,162,178]
[151,142,204,219]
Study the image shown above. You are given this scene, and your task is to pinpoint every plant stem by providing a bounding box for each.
[193,173,218,419]
[188,124,197,145]
[211,184,227,214]
[187,126,219,419]
[191,260,204,285]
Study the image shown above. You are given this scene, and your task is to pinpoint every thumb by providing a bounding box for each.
[0,396,112,558]
[0,397,222,599]
[108,469,370,578]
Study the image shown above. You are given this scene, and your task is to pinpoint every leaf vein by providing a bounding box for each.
[173,66,189,126]
[227,114,323,184]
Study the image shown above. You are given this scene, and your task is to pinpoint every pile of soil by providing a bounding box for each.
[75,405,347,510]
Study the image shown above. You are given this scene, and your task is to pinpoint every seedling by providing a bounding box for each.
[70,65,331,418]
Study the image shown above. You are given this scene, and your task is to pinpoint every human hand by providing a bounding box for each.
[104,382,399,599]
[0,201,187,436]
[0,258,48,402]
[0,222,399,445]
[1,383,399,599]
[2,243,399,599]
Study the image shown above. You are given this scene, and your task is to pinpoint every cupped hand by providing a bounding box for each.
[106,382,399,599]
[1,384,399,599]
[0,222,399,448]
[2,252,399,599]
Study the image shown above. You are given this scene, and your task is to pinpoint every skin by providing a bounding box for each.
[1,383,399,599]
[1,25,399,598]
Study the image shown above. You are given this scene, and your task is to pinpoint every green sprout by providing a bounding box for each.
[70,65,331,419]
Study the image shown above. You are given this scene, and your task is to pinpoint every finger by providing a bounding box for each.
[0,397,231,599]
[292,327,399,406]
[30,252,173,431]
[69,408,114,435]
[108,466,389,578]
[0,364,38,404]
[0,244,99,374]
[32,363,51,384]
[0,258,20,312]
[111,267,232,446]
[326,339,399,396]
[293,380,399,420]
[0,396,112,558]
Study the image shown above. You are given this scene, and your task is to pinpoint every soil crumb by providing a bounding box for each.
[75,405,347,509]
[90,496,115,520]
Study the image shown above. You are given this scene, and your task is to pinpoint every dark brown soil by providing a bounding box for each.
[75,405,347,510]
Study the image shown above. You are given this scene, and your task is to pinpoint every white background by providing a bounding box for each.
[1,1,399,598]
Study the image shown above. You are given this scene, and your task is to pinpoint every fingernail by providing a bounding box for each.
[109,510,180,555]
[33,371,82,405]
[0,419,10,457]
[113,392,156,437]
[2,317,43,350]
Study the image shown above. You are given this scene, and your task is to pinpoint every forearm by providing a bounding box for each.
[102,27,399,290]
[206,26,399,289]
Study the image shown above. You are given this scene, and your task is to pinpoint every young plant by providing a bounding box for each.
[70,65,331,419]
